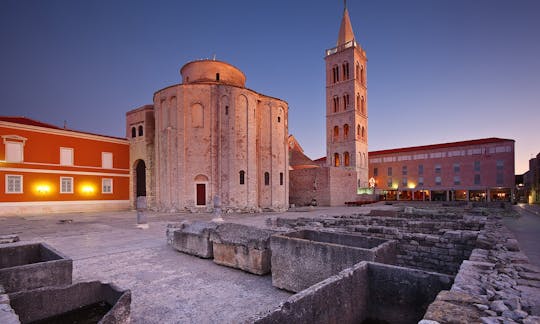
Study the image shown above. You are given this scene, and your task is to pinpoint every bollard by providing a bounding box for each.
[136,196,148,228]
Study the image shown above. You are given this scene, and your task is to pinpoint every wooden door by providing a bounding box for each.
[196,184,206,205]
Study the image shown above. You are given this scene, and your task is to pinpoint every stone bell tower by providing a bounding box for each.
[325,4,368,188]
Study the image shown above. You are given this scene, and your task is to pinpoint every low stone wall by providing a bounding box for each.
[166,221,218,258]
[251,261,452,324]
[210,223,276,275]
[422,218,540,324]
[0,242,72,293]
[0,285,20,324]
[267,210,483,275]
[271,230,396,292]
[8,281,131,324]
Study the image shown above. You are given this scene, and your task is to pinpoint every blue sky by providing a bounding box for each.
[1,0,538,173]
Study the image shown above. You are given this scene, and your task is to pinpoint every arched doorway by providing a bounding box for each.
[135,160,146,197]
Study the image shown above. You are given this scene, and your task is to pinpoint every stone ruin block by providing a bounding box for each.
[167,221,218,258]
[8,281,131,324]
[271,229,397,292]
[210,223,275,275]
[251,261,453,324]
[0,242,72,293]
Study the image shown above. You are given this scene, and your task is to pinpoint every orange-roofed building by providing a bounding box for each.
[0,116,130,215]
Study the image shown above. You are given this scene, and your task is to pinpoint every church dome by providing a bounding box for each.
[180,60,246,87]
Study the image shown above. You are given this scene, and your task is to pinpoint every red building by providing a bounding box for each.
[0,117,130,215]
[368,138,515,202]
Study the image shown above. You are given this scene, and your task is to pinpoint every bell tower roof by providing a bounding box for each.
[337,6,355,46]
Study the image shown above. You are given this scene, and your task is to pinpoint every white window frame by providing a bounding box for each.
[60,177,73,194]
[60,147,74,166]
[102,152,113,169]
[5,141,23,163]
[5,175,23,194]
[102,178,113,194]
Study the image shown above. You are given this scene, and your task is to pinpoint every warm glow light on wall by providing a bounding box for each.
[35,184,51,194]
[81,185,95,194]
[408,183,416,189]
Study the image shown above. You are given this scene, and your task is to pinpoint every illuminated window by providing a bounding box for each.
[344,152,350,166]
[102,152,113,169]
[333,126,339,142]
[264,172,270,186]
[102,178,113,193]
[60,177,73,194]
[60,147,73,166]
[6,175,22,193]
[334,153,340,167]
[5,142,23,163]
[239,170,245,185]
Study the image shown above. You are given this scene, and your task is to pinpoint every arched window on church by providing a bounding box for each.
[343,93,349,110]
[343,61,350,80]
[361,96,365,115]
[138,125,143,137]
[239,170,245,185]
[363,153,367,167]
[343,124,349,140]
[357,124,361,137]
[344,152,350,166]
[356,62,360,81]
[362,126,365,139]
[192,103,204,128]
[333,96,339,113]
[264,172,270,186]
[333,126,339,142]
[332,65,340,83]
[356,93,360,111]
[131,127,136,138]
[361,65,365,85]
[334,153,340,167]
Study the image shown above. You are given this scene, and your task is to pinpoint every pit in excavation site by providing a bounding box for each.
[0,242,72,293]
[8,281,131,324]
[270,229,397,292]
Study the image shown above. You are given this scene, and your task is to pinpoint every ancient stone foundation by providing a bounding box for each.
[166,221,218,258]
[0,242,72,293]
[8,281,131,324]
[271,230,396,292]
[251,261,453,324]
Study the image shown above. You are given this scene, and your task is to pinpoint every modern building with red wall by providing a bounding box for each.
[368,138,515,202]
[0,116,130,215]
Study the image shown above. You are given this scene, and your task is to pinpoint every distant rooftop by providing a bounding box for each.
[0,116,127,141]
[369,137,514,156]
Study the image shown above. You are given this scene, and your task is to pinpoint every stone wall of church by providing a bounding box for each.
[150,61,288,212]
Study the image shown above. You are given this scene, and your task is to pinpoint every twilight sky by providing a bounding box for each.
[0,0,538,174]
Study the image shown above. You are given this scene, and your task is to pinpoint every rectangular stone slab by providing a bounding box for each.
[271,229,396,292]
[0,242,72,293]
[8,281,131,324]
[167,221,218,258]
[210,223,276,275]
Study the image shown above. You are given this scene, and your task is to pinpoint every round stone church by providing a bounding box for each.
[127,59,289,212]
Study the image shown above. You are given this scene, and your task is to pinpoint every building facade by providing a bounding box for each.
[325,7,369,188]
[368,138,515,202]
[127,60,289,212]
[0,117,130,215]
[523,153,540,204]
[289,6,364,207]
